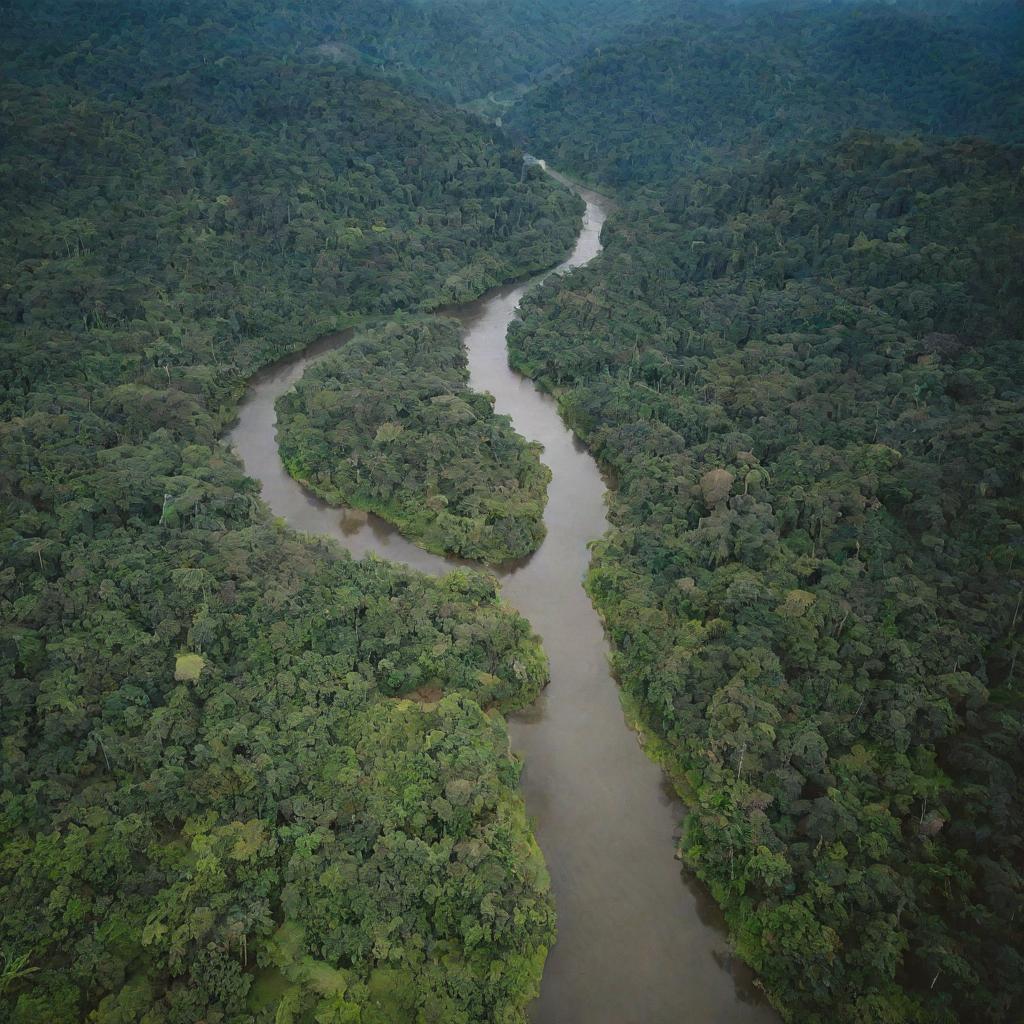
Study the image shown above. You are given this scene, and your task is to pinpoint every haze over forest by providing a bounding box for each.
[1,1,1021,1023]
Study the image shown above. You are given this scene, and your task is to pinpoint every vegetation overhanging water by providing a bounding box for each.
[227,171,777,1023]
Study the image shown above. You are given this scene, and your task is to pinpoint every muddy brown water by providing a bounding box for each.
[227,173,778,1024]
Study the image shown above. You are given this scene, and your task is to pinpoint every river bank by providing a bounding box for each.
[227,175,776,1024]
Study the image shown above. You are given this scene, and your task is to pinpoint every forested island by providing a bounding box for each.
[1,0,1021,1023]
[277,318,552,564]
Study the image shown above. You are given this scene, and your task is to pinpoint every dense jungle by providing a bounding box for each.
[1,1,1020,1022]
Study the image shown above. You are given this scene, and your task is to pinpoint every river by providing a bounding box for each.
[227,173,777,1024]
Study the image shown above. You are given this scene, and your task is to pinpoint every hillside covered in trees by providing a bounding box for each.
[0,1,583,1020]
[3,0,690,110]
[507,1,1024,187]
[505,1,1024,1021]
[277,319,552,564]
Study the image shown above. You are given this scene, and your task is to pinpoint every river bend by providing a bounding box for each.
[228,174,776,1024]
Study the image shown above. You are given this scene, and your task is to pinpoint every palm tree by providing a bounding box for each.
[0,949,38,997]
[22,537,57,572]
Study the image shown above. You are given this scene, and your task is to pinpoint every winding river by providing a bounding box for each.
[228,174,777,1024]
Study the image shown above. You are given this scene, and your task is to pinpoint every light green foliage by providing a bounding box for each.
[173,653,205,682]
[277,319,551,563]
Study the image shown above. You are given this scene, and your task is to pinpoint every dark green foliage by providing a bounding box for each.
[509,132,1024,1022]
[2,0,690,108]
[0,3,584,1020]
[0,64,580,395]
[5,0,1022,1019]
[288,0,694,107]
[508,1,1024,187]
[277,319,552,564]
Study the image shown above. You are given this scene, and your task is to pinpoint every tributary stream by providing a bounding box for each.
[228,172,777,1024]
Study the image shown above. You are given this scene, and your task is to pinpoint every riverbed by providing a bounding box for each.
[227,174,777,1024]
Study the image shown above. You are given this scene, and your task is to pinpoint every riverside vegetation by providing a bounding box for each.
[0,1,582,1020]
[276,319,552,564]
[507,2,1024,1021]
